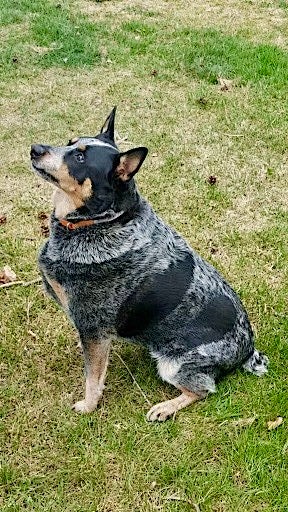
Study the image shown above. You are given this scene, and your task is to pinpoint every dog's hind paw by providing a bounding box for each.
[72,400,97,413]
[147,392,202,422]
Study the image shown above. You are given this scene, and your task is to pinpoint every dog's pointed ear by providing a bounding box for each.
[115,147,148,181]
[100,106,117,141]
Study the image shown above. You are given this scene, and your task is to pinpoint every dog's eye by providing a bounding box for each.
[75,153,85,163]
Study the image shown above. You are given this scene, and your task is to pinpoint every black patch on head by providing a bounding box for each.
[95,133,118,149]
[182,294,237,348]
[63,144,120,214]
[116,253,195,337]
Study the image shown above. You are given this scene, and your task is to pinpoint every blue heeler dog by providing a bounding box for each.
[30,108,268,421]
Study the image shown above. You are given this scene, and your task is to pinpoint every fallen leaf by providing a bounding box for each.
[196,97,208,106]
[208,175,217,185]
[267,416,283,431]
[4,266,17,281]
[218,76,235,92]
[38,212,50,237]
[151,69,158,77]
[0,265,17,284]
[0,214,7,225]
[41,225,50,237]
[37,211,49,220]
[231,417,257,427]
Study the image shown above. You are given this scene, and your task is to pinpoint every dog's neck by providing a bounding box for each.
[53,189,81,219]
[52,188,124,225]
[45,199,163,265]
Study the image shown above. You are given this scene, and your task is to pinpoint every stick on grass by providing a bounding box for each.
[114,350,152,406]
[0,277,42,289]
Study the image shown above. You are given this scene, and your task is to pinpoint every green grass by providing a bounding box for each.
[1,0,288,511]
[0,0,104,69]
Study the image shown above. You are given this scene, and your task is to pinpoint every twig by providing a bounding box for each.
[115,131,134,146]
[165,495,200,510]
[0,277,42,289]
[113,350,152,406]
[282,439,288,455]
[222,133,245,137]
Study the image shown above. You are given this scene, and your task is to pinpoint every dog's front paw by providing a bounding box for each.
[72,400,98,414]
[146,401,175,422]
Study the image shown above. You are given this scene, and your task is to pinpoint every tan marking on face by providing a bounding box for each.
[53,190,76,219]
[71,137,79,144]
[53,163,92,218]
[77,144,86,152]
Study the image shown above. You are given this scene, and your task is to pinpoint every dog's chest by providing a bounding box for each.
[38,242,139,321]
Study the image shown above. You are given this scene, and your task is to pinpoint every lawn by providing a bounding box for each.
[0,0,287,510]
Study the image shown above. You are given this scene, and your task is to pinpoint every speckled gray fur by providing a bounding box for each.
[32,108,268,412]
[39,193,268,396]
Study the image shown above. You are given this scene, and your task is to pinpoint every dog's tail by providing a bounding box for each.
[242,349,269,376]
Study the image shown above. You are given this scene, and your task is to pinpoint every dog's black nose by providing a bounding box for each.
[30,144,49,159]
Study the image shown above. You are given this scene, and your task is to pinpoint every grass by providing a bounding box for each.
[1,0,287,511]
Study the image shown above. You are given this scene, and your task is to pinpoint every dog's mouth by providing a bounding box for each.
[31,161,59,184]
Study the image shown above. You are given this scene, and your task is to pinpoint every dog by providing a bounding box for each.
[30,107,268,421]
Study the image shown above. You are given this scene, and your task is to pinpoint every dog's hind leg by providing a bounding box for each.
[73,339,111,413]
[147,388,205,422]
[147,356,215,421]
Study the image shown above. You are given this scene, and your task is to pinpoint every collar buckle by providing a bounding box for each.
[66,221,75,230]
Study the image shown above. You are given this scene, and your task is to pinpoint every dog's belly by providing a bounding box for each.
[116,252,195,338]
[115,254,253,366]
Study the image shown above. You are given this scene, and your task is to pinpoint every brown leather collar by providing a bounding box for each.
[59,218,95,230]
[59,209,125,230]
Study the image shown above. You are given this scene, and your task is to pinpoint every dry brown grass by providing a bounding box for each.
[1,62,287,280]
[75,0,288,48]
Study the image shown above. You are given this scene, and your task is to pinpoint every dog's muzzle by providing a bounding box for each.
[30,144,50,160]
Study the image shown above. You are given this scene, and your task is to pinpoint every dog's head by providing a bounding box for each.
[30,108,148,218]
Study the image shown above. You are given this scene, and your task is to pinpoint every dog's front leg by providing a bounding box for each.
[73,338,111,413]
